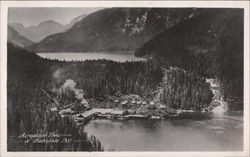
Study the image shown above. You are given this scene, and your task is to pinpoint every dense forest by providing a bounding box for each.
[49,59,162,98]
[136,9,243,106]
[157,68,213,110]
[7,44,103,151]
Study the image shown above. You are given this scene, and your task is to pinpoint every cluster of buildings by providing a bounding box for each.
[49,97,169,126]
[71,99,170,125]
[117,98,167,109]
[49,92,213,126]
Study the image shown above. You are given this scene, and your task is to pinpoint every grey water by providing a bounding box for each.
[84,112,243,151]
[37,52,146,62]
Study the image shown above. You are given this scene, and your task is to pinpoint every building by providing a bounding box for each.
[59,108,75,115]
[73,114,85,123]
[136,101,142,105]
[111,110,123,115]
[148,101,156,109]
[159,104,166,109]
[50,107,58,112]
[127,109,136,114]
[121,100,128,105]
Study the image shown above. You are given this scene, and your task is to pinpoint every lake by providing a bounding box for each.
[37,52,146,62]
[84,112,243,151]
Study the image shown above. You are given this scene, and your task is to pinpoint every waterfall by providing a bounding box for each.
[205,79,228,116]
[211,100,228,117]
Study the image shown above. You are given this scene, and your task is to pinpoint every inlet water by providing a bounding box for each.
[84,112,243,151]
[37,52,146,62]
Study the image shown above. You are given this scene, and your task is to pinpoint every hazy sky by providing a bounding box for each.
[8,7,103,27]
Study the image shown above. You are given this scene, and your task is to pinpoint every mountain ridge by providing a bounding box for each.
[8,25,34,48]
[29,8,201,52]
[9,20,67,42]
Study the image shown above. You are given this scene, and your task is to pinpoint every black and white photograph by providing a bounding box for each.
[0,1,249,156]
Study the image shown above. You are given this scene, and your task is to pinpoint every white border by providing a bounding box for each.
[1,1,249,157]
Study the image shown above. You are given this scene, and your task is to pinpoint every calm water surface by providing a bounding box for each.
[84,113,243,151]
[37,52,146,62]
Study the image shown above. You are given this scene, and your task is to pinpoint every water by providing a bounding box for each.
[37,52,146,62]
[84,113,243,151]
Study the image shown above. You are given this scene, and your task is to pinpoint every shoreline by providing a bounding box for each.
[57,106,244,127]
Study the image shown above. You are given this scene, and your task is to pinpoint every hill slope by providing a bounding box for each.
[65,14,87,29]
[9,20,66,42]
[7,43,104,151]
[8,26,34,48]
[135,9,243,101]
[29,8,201,52]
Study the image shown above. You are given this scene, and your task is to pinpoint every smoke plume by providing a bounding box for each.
[60,79,86,103]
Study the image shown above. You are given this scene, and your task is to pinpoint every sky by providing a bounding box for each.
[8,7,103,27]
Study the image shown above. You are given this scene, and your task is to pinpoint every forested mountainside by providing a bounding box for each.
[8,26,34,48]
[136,9,243,103]
[7,44,103,151]
[157,68,213,110]
[9,20,66,42]
[29,8,202,52]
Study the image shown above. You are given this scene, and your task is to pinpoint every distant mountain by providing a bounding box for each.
[65,14,87,29]
[9,20,66,42]
[135,9,243,100]
[8,26,34,48]
[29,8,201,52]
